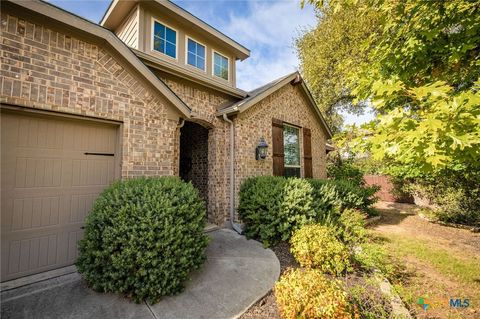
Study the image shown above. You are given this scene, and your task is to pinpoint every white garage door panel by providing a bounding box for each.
[1,110,118,281]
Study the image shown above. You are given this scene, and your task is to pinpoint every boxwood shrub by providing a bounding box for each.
[238,176,378,246]
[76,177,209,303]
[309,179,379,216]
[238,177,316,246]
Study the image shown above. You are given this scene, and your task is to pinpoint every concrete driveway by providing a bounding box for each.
[1,229,280,319]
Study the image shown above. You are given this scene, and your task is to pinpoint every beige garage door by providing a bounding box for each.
[1,110,119,281]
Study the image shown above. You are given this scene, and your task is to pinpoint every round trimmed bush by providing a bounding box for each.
[275,268,353,319]
[76,177,209,303]
[290,224,350,275]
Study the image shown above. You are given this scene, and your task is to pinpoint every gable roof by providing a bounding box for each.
[4,0,191,117]
[217,72,333,138]
[101,0,250,61]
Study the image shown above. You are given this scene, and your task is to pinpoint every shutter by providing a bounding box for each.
[272,118,284,176]
[303,128,313,178]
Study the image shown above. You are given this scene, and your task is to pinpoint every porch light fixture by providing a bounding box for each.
[255,137,268,160]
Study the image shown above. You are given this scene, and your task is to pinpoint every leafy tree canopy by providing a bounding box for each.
[296,1,382,132]
[300,0,480,176]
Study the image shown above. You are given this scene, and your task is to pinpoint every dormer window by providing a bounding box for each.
[153,20,177,59]
[187,38,205,71]
[213,52,229,81]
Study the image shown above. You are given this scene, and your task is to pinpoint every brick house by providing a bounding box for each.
[0,0,332,281]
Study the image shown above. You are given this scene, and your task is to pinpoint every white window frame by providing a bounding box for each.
[185,36,206,73]
[151,17,178,60]
[283,124,301,169]
[212,50,229,81]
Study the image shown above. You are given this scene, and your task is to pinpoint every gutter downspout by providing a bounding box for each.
[177,118,185,176]
[222,113,243,234]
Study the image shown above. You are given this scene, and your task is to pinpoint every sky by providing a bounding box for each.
[48,0,373,126]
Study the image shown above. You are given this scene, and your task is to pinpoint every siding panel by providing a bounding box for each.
[115,6,139,49]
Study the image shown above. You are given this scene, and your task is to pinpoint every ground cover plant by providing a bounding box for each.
[77,177,209,303]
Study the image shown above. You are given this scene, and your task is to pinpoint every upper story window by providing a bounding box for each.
[187,38,205,71]
[283,124,301,177]
[153,20,176,59]
[213,52,229,80]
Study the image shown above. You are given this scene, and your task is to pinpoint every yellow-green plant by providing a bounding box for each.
[337,208,367,247]
[275,268,353,319]
[290,224,350,275]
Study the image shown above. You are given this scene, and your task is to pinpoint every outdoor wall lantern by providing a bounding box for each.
[255,137,268,160]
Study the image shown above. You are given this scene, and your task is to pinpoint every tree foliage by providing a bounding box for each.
[301,0,480,176]
[296,1,382,131]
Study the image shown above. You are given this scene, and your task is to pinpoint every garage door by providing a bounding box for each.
[1,110,119,281]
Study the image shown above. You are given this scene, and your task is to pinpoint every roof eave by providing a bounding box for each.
[217,72,333,139]
[101,0,250,61]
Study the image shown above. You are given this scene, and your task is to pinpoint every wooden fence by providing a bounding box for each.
[364,175,413,203]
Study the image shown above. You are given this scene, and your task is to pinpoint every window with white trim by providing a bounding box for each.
[153,21,176,58]
[283,124,301,177]
[213,52,228,80]
[187,38,205,71]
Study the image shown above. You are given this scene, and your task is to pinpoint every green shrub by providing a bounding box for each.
[329,180,379,216]
[410,181,480,226]
[308,179,379,217]
[337,209,367,247]
[278,178,316,239]
[76,177,209,303]
[239,176,379,246]
[308,179,342,218]
[290,224,350,275]
[238,176,316,246]
[327,160,365,186]
[394,167,480,226]
[275,268,353,319]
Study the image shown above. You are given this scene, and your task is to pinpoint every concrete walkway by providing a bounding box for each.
[1,229,280,319]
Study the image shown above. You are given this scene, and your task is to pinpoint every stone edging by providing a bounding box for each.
[373,270,412,319]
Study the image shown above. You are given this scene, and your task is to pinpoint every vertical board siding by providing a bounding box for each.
[115,7,139,49]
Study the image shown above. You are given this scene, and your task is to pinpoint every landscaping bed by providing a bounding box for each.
[241,241,400,319]
[237,176,405,319]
